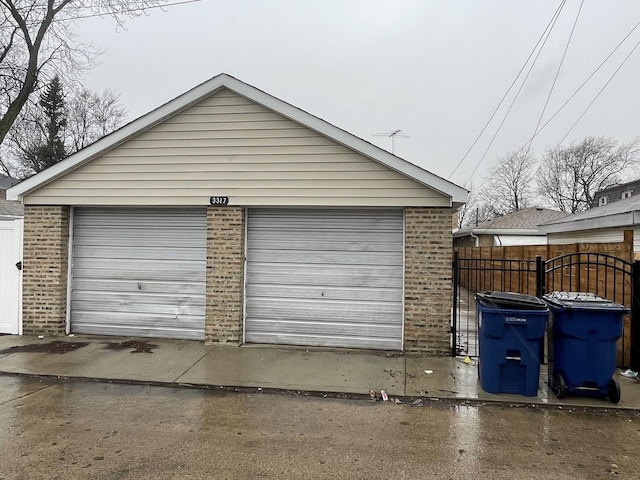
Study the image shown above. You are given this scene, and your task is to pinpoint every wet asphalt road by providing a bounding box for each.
[0,376,639,480]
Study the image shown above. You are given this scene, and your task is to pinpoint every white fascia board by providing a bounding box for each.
[456,228,540,237]
[540,211,638,233]
[8,73,468,205]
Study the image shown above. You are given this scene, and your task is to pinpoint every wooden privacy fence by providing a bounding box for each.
[453,239,638,368]
[455,241,633,300]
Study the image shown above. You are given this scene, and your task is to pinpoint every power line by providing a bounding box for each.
[515,19,640,148]
[556,37,640,146]
[524,30,640,183]
[522,0,584,161]
[463,1,566,184]
[447,0,567,180]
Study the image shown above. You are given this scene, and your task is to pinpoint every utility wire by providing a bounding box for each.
[463,1,566,184]
[515,19,640,148]
[522,0,584,161]
[527,30,640,183]
[556,37,640,146]
[447,0,566,180]
[475,30,640,196]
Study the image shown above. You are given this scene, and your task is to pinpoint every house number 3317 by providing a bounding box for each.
[209,196,229,206]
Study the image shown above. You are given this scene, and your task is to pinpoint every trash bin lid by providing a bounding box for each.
[543,291,629,312]
[476,291,548,310]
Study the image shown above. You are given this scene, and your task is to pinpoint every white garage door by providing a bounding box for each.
[0,218,22,335]
[71,208,207,339]
[246,208,404,350]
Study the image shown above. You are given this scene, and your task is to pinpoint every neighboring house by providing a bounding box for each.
[0,174,20,200]
[541,194,640,259]
[454,207,569,247]
[0,199,24,335]
[591,179,640,208]
[7,73,467,355]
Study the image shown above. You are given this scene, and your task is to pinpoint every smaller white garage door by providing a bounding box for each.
[71,208,207,339]
[0,218,22,335]
[246,208,404,350]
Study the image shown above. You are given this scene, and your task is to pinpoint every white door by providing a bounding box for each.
[0,218,22,334]
[245,208,404,350]
[71,208,207,340]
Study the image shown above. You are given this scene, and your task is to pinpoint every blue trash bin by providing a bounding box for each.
[544,292,629,404]
[476,292,549,397]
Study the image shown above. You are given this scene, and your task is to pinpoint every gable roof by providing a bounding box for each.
[541,195,640,233]
[8,73,467,206]
[455,207,569,237]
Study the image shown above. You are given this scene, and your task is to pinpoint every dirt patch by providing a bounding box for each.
[0,341,89,355]
[103,340,158,354]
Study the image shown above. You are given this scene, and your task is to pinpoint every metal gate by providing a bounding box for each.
[452,253,639,369]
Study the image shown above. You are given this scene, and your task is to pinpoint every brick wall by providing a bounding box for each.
[22,205,70,335]
[404,207,453,355]
[205,207,245,343]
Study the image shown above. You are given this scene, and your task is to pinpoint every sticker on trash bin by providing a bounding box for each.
[505,317,527,323]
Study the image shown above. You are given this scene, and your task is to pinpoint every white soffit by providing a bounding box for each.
[7,74,467,205]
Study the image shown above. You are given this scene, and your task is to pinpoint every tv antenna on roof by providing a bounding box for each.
[372,129,410,154]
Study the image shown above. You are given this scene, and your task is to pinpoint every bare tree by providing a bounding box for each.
[458,183,494,228]
[477,150,537,217]
[66,88,127,152]
[537,136,639,213]
[0,0,164,148]
[2,83,126,178]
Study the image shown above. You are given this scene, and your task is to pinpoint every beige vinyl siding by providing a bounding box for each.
[24,89,449,207]
[547,229,625,245]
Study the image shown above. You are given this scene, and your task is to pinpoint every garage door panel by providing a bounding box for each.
[74,245,204,261]
[247,265,403,289]
[246,319,402,337]
[246,208,403,350]
[73,257,205,279]
[73,314,204,340]
[71,208,206,339]
[246,300,401,324]
[75,278,205,295]
[247,284,402,302]
[248,250,403,266]
[246,332,401,350]
[247,236,403,252]
[73,296,205,316]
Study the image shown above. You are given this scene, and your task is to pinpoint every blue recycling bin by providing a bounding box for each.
[476,292,549,397]
[544,292,629,403]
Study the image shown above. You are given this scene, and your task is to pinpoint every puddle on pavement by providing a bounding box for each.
[0,341,89,355]
[103,340,158,354]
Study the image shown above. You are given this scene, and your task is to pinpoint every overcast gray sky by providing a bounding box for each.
[75,0,640,189]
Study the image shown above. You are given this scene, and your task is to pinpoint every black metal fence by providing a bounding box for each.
[452,252,640,369]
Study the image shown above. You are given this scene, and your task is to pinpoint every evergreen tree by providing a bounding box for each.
[27,76,67,172]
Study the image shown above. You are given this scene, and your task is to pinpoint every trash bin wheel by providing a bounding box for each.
[608,378,621,404]
[554,374,567,399]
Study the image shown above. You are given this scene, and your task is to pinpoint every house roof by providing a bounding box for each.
[0,174,19,190]
[8,73,467,206]
[454,207,569,238]
[540,194,640,234]
[0,199,24,217]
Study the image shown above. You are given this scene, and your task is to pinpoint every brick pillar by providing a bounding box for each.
[22,205,70,335]
[205,207,245,343]
[404,207,453,355]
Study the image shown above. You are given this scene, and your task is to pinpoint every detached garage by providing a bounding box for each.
[7,74,466,355]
